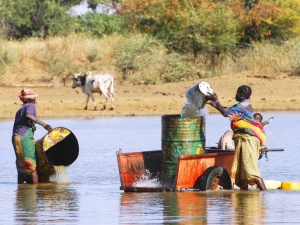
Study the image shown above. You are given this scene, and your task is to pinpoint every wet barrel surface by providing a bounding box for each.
[161,114,205,185]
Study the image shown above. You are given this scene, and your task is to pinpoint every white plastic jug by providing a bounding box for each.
[181,81,213,117]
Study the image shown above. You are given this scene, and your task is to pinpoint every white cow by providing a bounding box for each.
[72,71,115,110]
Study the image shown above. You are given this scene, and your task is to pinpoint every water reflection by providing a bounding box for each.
[119,190,269,224]
[15,183,79,224]
[163,192,207,224]
[230,191,266,224]
[119,192,164,223]
[15,185,38,225]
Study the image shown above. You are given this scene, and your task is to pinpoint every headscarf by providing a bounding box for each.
[238,85,252,99]
[19,88,38,102]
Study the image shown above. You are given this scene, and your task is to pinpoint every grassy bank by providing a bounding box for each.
[0,34,299,86]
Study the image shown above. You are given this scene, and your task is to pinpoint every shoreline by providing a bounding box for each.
[1,75,299,121]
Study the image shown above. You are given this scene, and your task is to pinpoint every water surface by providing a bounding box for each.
[1,112,299,224]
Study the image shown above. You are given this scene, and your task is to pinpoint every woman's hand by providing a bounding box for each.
[207,100,216,108]
[44,124,53,132]
[205,92,227,116]
[205,93,218,102]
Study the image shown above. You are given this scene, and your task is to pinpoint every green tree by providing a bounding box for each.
[87,0,102,11]
[271,0,300,40]
[237,0,300,43]
[0,0,82,39]
[87,0,122,14]
[122,0,241,58]
[78,12,126,37]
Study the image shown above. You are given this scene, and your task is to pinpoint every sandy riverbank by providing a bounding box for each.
[1,74,299,121]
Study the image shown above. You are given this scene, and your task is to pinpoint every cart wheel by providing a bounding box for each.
[196,166,232,191]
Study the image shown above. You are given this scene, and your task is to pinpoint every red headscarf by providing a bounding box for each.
[19,88,38,101]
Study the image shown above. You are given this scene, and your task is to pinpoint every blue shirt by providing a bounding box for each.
[13,103,37,137]
[225,99,253,120]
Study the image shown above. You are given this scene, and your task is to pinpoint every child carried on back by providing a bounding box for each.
[218,112,269,152]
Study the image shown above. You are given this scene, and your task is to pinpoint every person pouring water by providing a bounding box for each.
[205,85,267,191]
[12,88,53,184]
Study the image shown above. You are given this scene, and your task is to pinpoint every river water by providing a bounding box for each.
[0,112,300,224]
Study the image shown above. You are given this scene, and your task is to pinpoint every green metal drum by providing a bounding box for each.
[161,114,205,186]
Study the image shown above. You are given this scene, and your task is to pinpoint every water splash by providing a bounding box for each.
[49,166,68,183]
[132,170,162,188]
[197,107,209,120]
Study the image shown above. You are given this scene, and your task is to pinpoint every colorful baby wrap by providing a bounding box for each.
[231,118,266,145]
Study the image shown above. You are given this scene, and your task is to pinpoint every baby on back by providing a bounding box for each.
[218,112,266,150]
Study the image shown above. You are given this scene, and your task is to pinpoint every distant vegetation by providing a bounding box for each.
[0,0,299,86]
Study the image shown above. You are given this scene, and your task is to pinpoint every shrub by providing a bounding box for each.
[113,34,209,84]
[227,38,300,77]
[112,33,165,84]
[0,44,18,67]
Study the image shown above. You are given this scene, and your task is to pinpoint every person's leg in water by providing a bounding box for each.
[18,173,25,184]
[240,185,249,190]
[255,178,267,191]
[21,171,38,184]
[239,179,249,190]
[30,171,38,184]
[18,171,38,184]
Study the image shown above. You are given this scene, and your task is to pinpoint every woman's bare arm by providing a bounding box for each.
[26,112,53,132]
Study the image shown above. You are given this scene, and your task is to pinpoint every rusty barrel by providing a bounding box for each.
[35,127,79,182]
[161,114,205,186]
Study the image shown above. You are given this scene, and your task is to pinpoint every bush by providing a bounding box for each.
[227,38,300,77]
[112,34,165,84]
[159,53,201,83]
[113,34,210,84]
[0,44,18,67]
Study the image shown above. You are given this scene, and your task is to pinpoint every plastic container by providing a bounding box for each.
[281,181,300,190]
[181,81,213,117]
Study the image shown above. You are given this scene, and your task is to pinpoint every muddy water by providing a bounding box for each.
[0,112,299,224]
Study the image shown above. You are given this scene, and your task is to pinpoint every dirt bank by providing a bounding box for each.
[1,74,299,121]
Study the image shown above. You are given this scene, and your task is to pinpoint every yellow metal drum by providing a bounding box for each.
[35,127,79,182]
